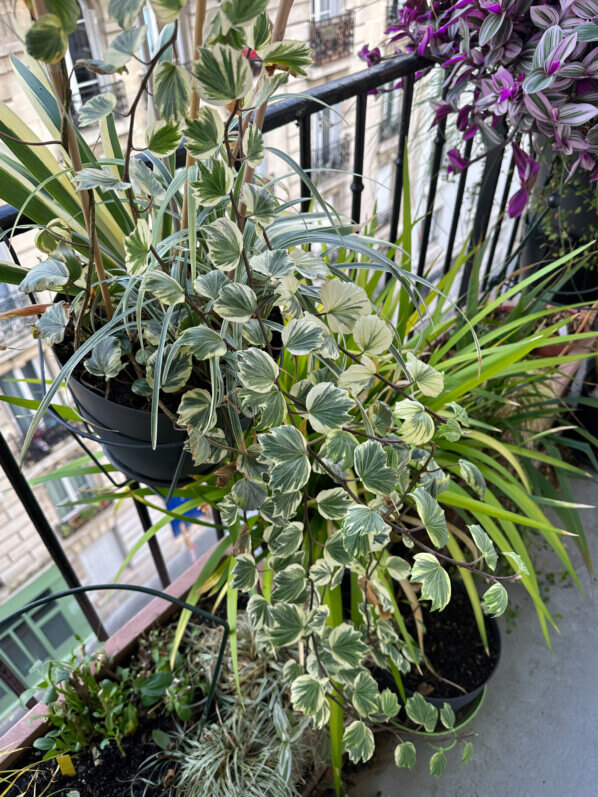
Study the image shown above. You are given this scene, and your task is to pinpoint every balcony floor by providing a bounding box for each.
[349,476,598,797]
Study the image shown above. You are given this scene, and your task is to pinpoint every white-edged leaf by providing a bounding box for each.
[342,721,375,764]
[192,44,252,105]
[386,555,411,582]
[145,271,185,305]
[291,675,326,717]
[394,400,435,445]
[459,459,486,499]
[72,167,130,192]
[150,0,186,23]
[462,741,474,764]
[19,258,69,293]
[430,750,447,779]
[104,25,147,69]
[351,671,379,718]
[338,355,377,393]
[154,62,191,121]
[341,505,390,557]
[353,315,393,355]
[468,523,497,570]
[84,336,125,379]
[124,219,151,276]
[316,487,352,520]
[395,742,416,769]
[378,689,400,719]
[320,279,370,333]
[404,352,444,397]
[258,425,310,493]
[440,702,455,729]
[78,92,116,127]
[193,270,228,300]
[177,388,212,432]
[221,0,269,26]
[503,551,529,575]
[192,160,234,206]
[267,603,306,647]
[482,582,508,617]
[261,39,313,77]
[305,382,355,433]
[205,217,243,270]
[245,123,265,168]
[237,347,279,393]
[177,325,227,359]
[410,553,451,611]
[409,487,448,548]
[324,429,358,469]
[405,691,437,732]
[241,183,276,225]
[354,440,397,495]
[231,552,258,591]
[328,623,368,668]
[250,248,294,279]
[213,282,257,322]
[108,0,145,28]
[37,301,69,344]
[145,119,182,156]
[183,108,225,159]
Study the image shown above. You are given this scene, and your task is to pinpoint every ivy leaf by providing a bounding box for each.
[193,270,228,301]
[239,388,285,430]
[351,671,379,718]
[46,0,80,33]
[258,425,310,493]
[103,25,147,69]
[154,62,192,121]
[124,219,151,276]
[342,721,375,764]
[309,558,335,586]
[353,315,393,355]
[37,301,69,344]
[482,583,508,618]
[316,487,352,520]
[247,594,272,630]
[405,692,437,732]
[410,554,451,611]
[108,0,145,28]
[150,0,187,23]
[395,741,416,769]
[328,623,368,668]
[324,429,358,469]
[221,0,269,26]
[430,750,447,779]
[305,382,355,434]
[183,108,225,160]
[462,741,474,764]
[273,564,308,603]
[237,347,279,393]
[291,675,326,717]
[394,400,435,445]
[78,93,116,127]
[230,553,258,591]
[459,459,486,500]
[84,336,125,379]
[289,249,329,278]
[193,44,252,105]
[267,603,306,647]
[25,14,67,63]
[144,272,185,305]
[205,218,243,270]
[409,487,448,548]
[378,689,400,719]
[147,346,192,393]
[405,352,444,397]
[213,282,257,322]
[468,524,497,571]
[324,531,354,567]
[261,39,313,77]
[177,325,227,360]
[320,280,370,334]
[177,388,213,432]
[503,551,529,575]
[130,159,167,200]
[341,505,390,558]
[145,119,182,156]
[241,183,276,225]
[250,249,294,279]
[245,123,265,168]
[252,71,288,107]
[354,440,397,495]
[192,160,234,207]
[281,316,325,356]
[232,478,267,511]
[19,259,69,293]
[385,555,411,582]
[72,167,130,192]
[268,522,303,557]
[440,702,455,730]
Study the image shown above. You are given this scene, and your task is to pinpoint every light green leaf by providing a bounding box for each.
[409,487,448,548]
[281,316,325,356]
[482,583,508,618]
[395,742,416,769]
[503,551,529,575]
[250,249,294,279]
[108,0,145,28]
[124,219,151,276]
[430,750,447,779]
[245,123,265,168]
[252,71,288,107]
[154,62,192,121]
[410,553,451,611]
[354,440,397,495]
[320,279,370,334]
[183,108,224,159]
[291,675,326,717]
[378,689,400,719]
[241,183,276,225]
[37,301,69,344]
[78,93,116,127]
[468,524,497,571]
[19,258,69,293]
[394,400,435,445]
[237,347,279,393]
[104,25,147,69]
[267,603,306,647]
[150,0,187,24]
[247,594,272,630]
[328,623,368,668]
[341,505,390,558]
[177,388,212,432]
[192,160,234,207]
[25,14,67,63]
[261,39,313,77]
[205,217,243,270]
[440,702,455,729]
[221,0,269,26]
[145,119,182,156]
[47,0,80,33]
[232,477,267,511]
[324,429,358,469]
[462,741,474,764]
[306,382,355,434]
[342,721,375,764]
[177,325,227,360]
[231,553,258,591]
[351,671,379,718]
[289,249,330,278]
[258,425,310,493]
[72,167,130,192]
[145,271,185,305]
[316,487,352,520]
[386,555,411,582]
[273,564,307,603]
[213,282,257,322]
[405,352,444,397]
[193,44,252,105]
[459,459,486,500]
[405,692,437,732]
[84,336,125,379]
[309,558,335,586]
[353,315,393,355]
[337,355,376,393]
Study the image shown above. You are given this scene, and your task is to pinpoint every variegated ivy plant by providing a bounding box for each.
[0,0,527,786]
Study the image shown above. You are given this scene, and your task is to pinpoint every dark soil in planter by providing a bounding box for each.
[402,587,499,699]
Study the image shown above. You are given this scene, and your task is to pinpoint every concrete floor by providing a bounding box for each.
[349,478,598,797]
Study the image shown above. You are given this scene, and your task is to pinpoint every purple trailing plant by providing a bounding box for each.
[361,0,598,216]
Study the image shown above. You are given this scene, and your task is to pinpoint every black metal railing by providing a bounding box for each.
[0,54,524,714]
[310,11,355,66]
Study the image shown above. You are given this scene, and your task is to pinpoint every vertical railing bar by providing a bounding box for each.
[0,432,108,641]
[389,72,415,246]
[442,136,474,275]
[213,507,225,541]
[351,91,368,224]
[0,658,36,708]
[417,98,448,277]
[298,115,312,213]
[482,154,515,290]
[131,482,170,588]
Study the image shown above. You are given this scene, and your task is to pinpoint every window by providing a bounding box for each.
[64,2,106,110]
[144,5,190,65]
[311,0,342,21]
[312,103,342,170]
[376,163,393,228]
[0,361,49,437]
[44,473,96,522]
[380,83,400,141]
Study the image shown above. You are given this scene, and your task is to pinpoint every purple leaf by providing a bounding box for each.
[523,90,555,121]
[558,102,598,125]
[530,5,561,30]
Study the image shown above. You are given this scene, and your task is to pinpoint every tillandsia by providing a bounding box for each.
[361,0,598,217]
[0,0,553,788]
